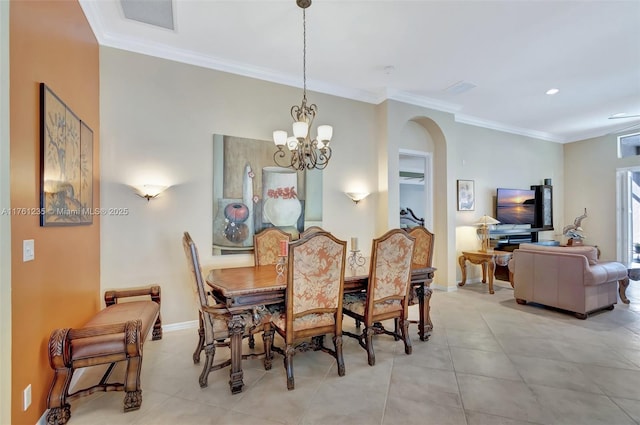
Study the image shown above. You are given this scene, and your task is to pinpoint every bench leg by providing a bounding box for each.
[47,328,74,425]
[46,368,72,425]
[123,356,143,412]
[151,286,163,340]
[46,405,71,425]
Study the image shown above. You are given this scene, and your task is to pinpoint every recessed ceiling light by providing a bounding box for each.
[444,81,477,95]
[546,88,559,95]
[383,65,395,75]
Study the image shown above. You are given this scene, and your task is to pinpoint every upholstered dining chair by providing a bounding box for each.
[405,226,435,340]
[182,232,269,389]
[253,227,292,265]
[343,229,416,366]
[265,231,347,390]
[299,226,325,239]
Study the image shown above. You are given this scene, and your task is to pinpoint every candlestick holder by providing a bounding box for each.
[348,250,365,270]
[276,255,287,279]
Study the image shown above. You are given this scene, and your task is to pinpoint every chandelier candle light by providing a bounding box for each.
[475,215,500,252]
[273,0,333,171]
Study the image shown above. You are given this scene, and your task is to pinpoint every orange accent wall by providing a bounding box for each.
[9,1,100,423]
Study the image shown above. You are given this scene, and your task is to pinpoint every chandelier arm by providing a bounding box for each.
[273,146,290,169]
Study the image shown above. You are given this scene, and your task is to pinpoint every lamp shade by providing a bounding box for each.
[475,215,500,226]
[286,137,299,151]
[292,121,309,139]
[317,125,333,142]
[273,130,287,146]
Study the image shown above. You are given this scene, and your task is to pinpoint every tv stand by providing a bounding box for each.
[490,227,542,250]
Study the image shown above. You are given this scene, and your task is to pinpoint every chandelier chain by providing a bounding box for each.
[302,8,307,102]
[272,0,332,171]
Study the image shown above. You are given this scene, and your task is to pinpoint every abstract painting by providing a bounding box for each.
[212,134,308,255]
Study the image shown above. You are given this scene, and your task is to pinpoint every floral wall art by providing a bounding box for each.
[40,83,93,226]
[212,134,308,254]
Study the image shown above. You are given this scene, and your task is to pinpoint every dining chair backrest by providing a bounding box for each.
[367,229,416,314]
[406,226,434,269]
[254,227,292,265]
[285,231,346,341]
[182,231,209,309]
[299,226,325,239]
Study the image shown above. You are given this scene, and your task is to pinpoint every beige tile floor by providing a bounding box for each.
[65,279,640,425]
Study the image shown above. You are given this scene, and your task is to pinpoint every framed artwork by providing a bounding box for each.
[457,179,475,211]
[40,83,94,226]
[212,134,315,255]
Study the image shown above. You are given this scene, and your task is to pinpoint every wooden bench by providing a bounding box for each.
[46,285,162,425]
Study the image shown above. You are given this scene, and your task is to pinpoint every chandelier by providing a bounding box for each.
[273,0,333,171]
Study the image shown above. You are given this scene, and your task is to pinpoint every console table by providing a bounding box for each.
[458,250,513,294]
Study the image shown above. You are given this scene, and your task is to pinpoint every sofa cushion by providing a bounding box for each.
[518,243,598,265]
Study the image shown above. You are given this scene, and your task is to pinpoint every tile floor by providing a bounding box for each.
[65,279,640,425]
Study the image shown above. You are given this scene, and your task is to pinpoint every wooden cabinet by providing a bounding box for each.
[531,184,553,230]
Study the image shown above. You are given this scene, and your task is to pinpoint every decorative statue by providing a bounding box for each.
[563,208,587,240]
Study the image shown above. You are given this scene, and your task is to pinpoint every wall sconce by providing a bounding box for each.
[345,192,370,205]
[135,184,168,201]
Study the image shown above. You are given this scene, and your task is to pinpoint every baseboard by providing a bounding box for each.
[432,283,458,292]
[162,320,198,332]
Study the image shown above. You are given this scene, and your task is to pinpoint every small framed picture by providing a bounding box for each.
[457,180,475,211]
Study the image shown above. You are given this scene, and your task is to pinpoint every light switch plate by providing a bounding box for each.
[23,239,34,262]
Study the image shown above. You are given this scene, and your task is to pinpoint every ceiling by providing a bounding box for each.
[79,0,640,143]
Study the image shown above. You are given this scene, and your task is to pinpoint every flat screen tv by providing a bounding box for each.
[496,188,536,225]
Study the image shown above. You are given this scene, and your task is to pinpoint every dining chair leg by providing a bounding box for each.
[393,318,400,341]
[284,345,295,390]
[364,326,376,366]
[400,318,412,355]
[262,324,274,370]
[193,312,205,364]
[312,335,325,349]
[199,344,215,388]
[333,335,345,376]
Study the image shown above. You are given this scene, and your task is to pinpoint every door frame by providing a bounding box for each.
[616,166,640,264]
[399,148,433,230]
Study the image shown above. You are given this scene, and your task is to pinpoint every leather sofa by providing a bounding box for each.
[508,243,628,319]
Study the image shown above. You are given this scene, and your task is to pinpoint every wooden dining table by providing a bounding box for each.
[206,262,435,393]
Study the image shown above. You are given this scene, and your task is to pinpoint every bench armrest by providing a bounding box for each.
[48,320,143,369]
[104,285,161,307]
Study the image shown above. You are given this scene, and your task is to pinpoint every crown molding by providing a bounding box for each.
[80,1,567,144]
[386,89,462,114]
[455,114,565,143]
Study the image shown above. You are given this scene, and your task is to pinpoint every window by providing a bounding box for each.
[618,132,640,158]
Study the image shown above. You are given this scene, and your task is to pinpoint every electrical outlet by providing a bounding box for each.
[23,239,34,262]
[23,384,31,411]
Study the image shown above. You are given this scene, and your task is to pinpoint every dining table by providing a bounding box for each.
[206,261,435,394]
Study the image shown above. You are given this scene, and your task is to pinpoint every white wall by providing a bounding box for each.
[99,47,378,325]
[100,47,567,324]
[564,132,640,260]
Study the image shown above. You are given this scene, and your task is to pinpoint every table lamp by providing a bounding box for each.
[475,215,500,252]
